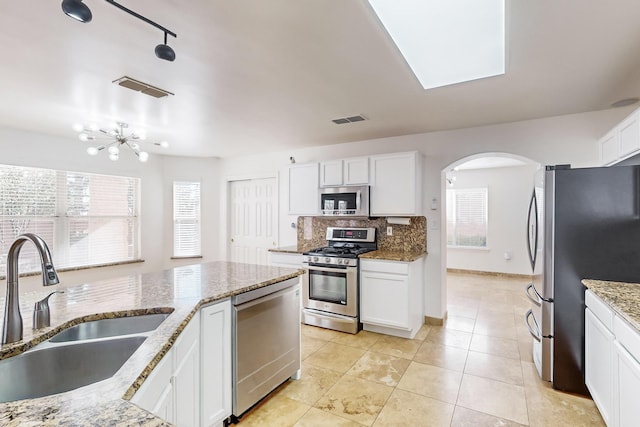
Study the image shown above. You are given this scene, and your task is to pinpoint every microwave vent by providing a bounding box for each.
[332,115,367,125]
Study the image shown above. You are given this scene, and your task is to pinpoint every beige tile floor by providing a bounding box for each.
[236,272,605,426]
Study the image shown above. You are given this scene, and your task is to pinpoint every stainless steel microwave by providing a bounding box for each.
[319,186,370,217]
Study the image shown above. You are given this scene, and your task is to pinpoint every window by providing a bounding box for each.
[0,164,140,275]
[446,188,488,248]
[173,181,201,257]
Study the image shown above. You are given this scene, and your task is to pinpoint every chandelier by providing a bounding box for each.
[73,122,168,162]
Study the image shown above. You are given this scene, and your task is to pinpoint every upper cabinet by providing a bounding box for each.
[319,157,369,187]
[370,151,422,216]
[600,108,640,165]
[288,163,319,215]
[618,112,640,158]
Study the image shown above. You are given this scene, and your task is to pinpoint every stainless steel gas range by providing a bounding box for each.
[302,227,376,334]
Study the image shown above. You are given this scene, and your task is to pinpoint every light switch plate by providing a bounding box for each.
[386,226,393,236]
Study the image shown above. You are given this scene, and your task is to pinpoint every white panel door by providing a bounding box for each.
[229,178,277,265]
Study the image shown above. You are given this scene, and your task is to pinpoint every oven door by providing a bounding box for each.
[302,264,358,317]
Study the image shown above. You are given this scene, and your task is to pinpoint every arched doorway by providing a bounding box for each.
[439,152,540,318]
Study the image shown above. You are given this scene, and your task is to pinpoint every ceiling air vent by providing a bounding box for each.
[112,76,174,98]
[332,115,367,125]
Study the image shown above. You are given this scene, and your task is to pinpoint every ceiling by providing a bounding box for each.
[2,1,640,159]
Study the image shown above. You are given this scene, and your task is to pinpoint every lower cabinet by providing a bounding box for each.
[131,299,231,427]
[360,258,423,339]
[585,290,640,427]
[613,316,640,427]
[585,306,614,426]
[201,300,232,427]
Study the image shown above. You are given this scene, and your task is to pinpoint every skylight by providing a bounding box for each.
[367,0,505,90]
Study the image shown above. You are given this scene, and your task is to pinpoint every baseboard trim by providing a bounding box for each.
[447,268,532,280]
[425,312,447,326]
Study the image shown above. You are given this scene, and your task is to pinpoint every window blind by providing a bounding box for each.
[173,181,201,257]
[0,165,140,275]
[446,188,488,247]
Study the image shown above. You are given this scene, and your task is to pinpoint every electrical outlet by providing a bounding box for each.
[386,226,393,236]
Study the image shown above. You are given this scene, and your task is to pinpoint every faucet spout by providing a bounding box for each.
[2,233,59,345]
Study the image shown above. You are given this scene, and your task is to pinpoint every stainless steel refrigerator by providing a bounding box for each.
[525,164,640,396]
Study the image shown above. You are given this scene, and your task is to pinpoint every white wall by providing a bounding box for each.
[0,106,632,315]
[218,107,634,320]
[0,127,219,293]
[446,164,538,275]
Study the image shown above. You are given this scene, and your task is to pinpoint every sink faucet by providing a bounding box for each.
[2,233,59,345]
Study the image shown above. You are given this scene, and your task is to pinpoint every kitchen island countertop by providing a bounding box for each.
[582,279,640,333]
[0,261,304,426]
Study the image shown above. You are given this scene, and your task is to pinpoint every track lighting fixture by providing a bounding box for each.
[61,0,92,23]
[61,0,177,61]
[155,32,176,62]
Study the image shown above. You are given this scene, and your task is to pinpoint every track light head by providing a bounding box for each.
[155,43,176,61]
[61,0,92,23]
[155,32,176,61]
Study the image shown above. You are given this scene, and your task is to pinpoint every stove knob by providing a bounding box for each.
[313,256,319,263]
[336,259,343,265]
[324,257,331,264]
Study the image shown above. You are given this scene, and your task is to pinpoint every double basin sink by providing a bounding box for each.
[0,312,172,403]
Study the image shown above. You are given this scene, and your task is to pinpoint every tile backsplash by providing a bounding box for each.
[296,216,427,253]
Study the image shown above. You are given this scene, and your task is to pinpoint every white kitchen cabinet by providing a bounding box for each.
[613,315,640,427]
[585,290,640,427]
[132,301,232,427]
[131,311,200,427]
[585,303,614,426]
[201,299,232,427]
[600,130,619,166]
[319,157,369,187]
[360,258,423,339]
[174,311,201,427]
[618,110,640,159]
[319,160,343,187]
[343,157,369,185]
[288,163,319,215]
[599,108,640,166]
[370,151,422,216]
[131,345,175,422]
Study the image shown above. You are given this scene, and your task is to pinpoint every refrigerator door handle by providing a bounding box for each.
[532,281,553,303]
[526,190,538,271]
[525,309,542,342]
[525,283,541,307]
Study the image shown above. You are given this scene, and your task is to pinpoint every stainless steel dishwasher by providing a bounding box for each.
[232,277,301,418]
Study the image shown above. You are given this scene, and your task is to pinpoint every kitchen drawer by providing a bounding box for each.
[614,315,640,363]
[360,259,409,275]
[585,290,614,330]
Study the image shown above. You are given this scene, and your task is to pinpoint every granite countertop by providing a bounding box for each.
[269,245,305,254]
[0,261,304,426]
[582,279,640,333]
[360,249,427,262]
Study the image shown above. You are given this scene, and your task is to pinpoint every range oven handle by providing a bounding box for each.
[525,309,542,343]
[303,263,353,273]
[525,283,541,307]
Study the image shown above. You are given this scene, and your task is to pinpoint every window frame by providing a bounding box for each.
[172,181,202,259]
[0,164,141,276]
[446,187,489,249]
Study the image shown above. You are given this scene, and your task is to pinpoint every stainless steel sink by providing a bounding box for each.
[0,336,146,403]
[49,313,171,343]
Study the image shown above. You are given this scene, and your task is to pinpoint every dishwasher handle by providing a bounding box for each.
[234,283,299,311]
